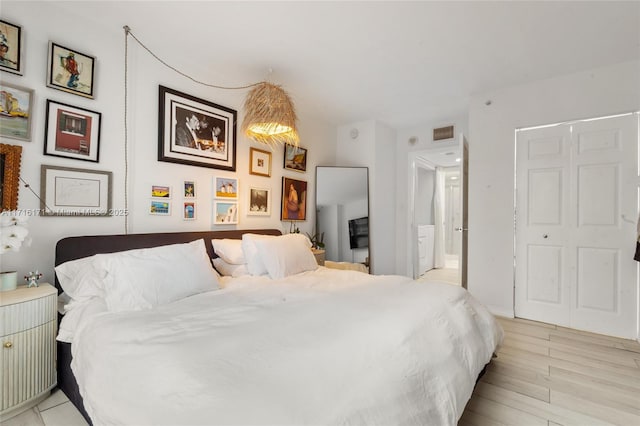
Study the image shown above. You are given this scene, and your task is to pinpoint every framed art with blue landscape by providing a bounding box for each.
[0,82,33,142]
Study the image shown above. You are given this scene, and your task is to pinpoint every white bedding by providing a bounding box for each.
[70,268,503,426]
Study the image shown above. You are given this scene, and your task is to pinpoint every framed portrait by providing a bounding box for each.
[158,85,237,171]
[149,200,171,216]
[213,200,238,225]
[0,143,22,212]
[248,186,271,216]
[281,177,307,221]
[40,164,112,216]
[47,42,96,99]
[183,180,196,198]
[44,100,101,162]
[0,83,33,142]
[151,185,171,199]
[284,145,307,173]
[214,176,238,199]
[249,147,271,177]
[183,201,196,220]
[0,20,23,75]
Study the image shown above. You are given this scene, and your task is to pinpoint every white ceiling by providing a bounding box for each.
[55,1,640,129]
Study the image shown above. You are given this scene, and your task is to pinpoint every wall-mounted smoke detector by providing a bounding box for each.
[433,125,454,141]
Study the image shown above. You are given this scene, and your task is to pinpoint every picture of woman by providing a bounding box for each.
[281,177,306,221]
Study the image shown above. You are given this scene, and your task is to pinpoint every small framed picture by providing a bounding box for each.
[47,42,96,99]
[281,177,307,221]
[149,200,171,216]
[44,100,101,162]
[151,185,171,199]
[248,187,271,216]
[214,176,238,199]
[183,201,196,220]
[183,180,196,198]
[0,19,23,75]
[40,165,112,216]
[249,147,272,177]
[213,201,238,225]
[284,145,307,173]
[0,82,33,141]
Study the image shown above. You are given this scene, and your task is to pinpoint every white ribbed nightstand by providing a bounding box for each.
[0,283,57,421]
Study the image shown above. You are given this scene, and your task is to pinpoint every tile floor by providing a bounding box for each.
[1,389,88,426]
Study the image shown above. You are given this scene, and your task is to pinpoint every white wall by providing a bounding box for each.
[1,2,336,284]
[468,60,640,318]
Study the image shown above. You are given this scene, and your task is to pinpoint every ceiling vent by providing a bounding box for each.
[433,125,454,141]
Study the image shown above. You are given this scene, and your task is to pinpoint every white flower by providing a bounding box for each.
[0,211,29,255]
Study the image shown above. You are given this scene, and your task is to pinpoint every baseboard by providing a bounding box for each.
[487,305,514,318]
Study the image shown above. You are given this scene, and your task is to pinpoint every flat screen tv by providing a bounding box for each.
[348,217,369,249]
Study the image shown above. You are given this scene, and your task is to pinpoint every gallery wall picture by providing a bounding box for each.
[47,42,96,99]
[0,82,33,141]
[214,176,238,199]
[213,200,238,225]
[44,100,101,162]
[0,19,23,75]
[183,180,196,198]
[249,147,271,177]
[281,177,307,221]
[284,145,307,173]
[151,185,171,199]
[149,200,171,216]
[248,187,271,216]
[40,164,112,216]
[183,201,196,220]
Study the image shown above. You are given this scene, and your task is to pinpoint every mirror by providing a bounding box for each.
[316,166,369,270]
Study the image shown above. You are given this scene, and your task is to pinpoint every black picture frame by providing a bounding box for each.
[0,19,23,75]
[44,100,102,163]
[46,42,96,99]
[158,85,237,171]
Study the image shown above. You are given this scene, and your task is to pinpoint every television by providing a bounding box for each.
[348,217,369,249]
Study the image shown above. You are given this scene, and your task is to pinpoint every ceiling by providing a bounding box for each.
[53,1,640,129]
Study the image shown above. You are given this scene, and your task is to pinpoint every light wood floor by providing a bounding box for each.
[460,317,640,426]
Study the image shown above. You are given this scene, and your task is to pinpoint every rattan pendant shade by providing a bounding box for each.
[242,82,299,146]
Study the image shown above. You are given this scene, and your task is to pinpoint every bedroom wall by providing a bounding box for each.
[467,60,640,319]
[1,2,337,285]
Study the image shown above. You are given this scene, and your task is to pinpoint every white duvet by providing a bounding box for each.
[71,268,503,426]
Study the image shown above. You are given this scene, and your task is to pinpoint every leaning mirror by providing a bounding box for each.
[315,166,369,271]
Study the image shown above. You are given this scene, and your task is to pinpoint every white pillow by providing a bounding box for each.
[55,255,106,303]
[252,233,317,279]
[94,239,219,312]
[241,234,273,276]
[212,258,249,277]
[211,239,245,264]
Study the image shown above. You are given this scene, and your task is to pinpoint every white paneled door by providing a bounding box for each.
[515,114,638,338]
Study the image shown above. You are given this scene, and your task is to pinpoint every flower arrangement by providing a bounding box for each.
[0,211,30,254]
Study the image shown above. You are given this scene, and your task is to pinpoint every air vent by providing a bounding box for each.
[433,125,454,141]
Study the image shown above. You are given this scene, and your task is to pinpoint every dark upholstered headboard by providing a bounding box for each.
[54,229,281,293]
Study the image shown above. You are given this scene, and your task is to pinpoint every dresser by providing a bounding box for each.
[0,284,57,420]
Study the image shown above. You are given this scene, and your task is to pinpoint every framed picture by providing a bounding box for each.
[284,145,307,173]
[214,176,238,199]
[149,200,171,216]
[44,100,101,162]
[0,143,22,211]
[213,200,238,225]
[47,42,96,99]
[248,186,271,216]
[40,165,112,216]
[0,20,23,75]
[0,82,33,142]
[281,177,307,221]
[183,201,196,220]
[158,85,237,171]
[151,185,171,199]
[183,180,196,198]
[249,147,271,177]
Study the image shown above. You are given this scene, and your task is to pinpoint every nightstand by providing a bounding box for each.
[0,283,57,421]
[311,248,325,266]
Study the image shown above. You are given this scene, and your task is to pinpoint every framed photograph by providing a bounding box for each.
[0,143,22,212]
[44,100,101,162]
[0,82,33,142]
[213,200,238,225]
[149,200,171,216]
[0,20,23,75]
[248,186,271,216]
[284,145,307,173]
[183,201,196,220]
[249,147,271,177]
[158,85,237,171]
[47,42,96,99]
[281,177,307,221]
[40,164,112,216]
[183,180,196,198]
[151,185,171,199]
[214,176,238,199]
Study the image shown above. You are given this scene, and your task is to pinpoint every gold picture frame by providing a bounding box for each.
[0,143,22,211]
[249,147,271,177]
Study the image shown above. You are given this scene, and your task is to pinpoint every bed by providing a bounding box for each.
[54,229,503,426]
